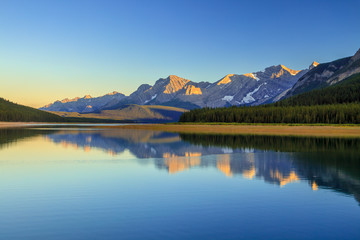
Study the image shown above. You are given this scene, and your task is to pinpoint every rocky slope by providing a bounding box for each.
[285,49,360,98]
[200,65,307,107]
[278,73,360,106]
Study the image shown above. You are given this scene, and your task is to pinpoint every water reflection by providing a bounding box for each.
[44,129,229,158]
[156,152,304,187]
[1,128,360,205]
[179,133,360,204]
[0,128,52,149]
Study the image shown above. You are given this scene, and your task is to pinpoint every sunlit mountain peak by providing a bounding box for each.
[309,61,319,70]
[217,74,235,85]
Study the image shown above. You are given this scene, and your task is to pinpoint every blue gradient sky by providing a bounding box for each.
[1,0,359,107]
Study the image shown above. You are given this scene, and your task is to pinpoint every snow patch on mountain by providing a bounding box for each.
[222,95,234,102]
[144,94,157,104]
[241,84,264,104]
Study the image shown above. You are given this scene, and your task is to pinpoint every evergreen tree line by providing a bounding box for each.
[179,104,360,124]
[180,73,360,124]
[180,133,360,153]
[0,128,56,149]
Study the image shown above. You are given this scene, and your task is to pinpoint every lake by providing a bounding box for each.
[0,126,359,239]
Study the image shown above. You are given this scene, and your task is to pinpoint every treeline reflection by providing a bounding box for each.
[180,133,360,153]
[179,133,360,205]
[0,128,54,150]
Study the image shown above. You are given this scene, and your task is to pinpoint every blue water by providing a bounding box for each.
[0,127,359,239]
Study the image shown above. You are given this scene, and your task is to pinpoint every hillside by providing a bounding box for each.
[285,48,360,98]
[51,104,187,123]
[179,73,360,124]
[277,73,360,106]
[0,97,65,122]
[284,57,351,97]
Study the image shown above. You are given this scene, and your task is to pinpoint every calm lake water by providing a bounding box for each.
[0,126,360,239]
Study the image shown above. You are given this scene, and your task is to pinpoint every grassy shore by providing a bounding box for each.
[98,123,360,137]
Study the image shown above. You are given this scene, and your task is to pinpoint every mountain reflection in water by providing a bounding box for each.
[1,128,360,205]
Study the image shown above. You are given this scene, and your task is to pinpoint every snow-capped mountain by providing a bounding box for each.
[198,64,307,107]
[40,64,309,112]
[101,65,307,110]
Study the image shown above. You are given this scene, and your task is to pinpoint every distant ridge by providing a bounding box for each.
[41,92,126,113]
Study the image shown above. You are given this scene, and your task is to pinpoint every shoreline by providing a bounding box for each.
[97,123,360,137]
[1,122,360,137]
[0,122,47,129]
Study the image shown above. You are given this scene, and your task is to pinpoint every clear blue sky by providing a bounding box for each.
[1,0,359,107]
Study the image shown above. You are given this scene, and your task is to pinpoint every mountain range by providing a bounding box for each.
[40,64,311,112]
[42,48,360,115]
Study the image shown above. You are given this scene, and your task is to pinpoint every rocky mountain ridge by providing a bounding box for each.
[41,64,309,112]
